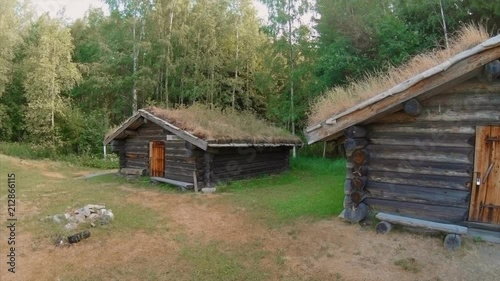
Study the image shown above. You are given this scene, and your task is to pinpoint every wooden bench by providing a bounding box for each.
[375,212,467,250]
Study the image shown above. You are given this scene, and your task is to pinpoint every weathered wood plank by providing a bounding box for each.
[368,132,474,148]
[367,144,473,165]
[365,181,470,207]
[365,198,468,223]
[367,170,471,190]
[345,126,367,138]
[347,159,473,178]
[375,212,467,234]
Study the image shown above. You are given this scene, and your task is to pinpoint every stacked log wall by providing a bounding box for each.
[210,147,291,183]
[358,78,500,223]
[116,121,204,185]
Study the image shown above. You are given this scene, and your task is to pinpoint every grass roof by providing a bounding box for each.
[308,25,490,127]
[143,105,302,144]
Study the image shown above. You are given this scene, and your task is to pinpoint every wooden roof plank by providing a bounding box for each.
[138,110,209,150]
[103,113,142,145]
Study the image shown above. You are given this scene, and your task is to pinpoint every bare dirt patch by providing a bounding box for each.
[124,189,500,281]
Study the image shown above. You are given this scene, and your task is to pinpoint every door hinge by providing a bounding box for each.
[486,137,500,142]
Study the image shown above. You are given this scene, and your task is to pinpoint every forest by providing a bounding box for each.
[0,0,499,158]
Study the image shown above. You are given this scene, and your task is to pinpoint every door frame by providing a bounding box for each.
[149,140,166,177]
[469,125,500,224]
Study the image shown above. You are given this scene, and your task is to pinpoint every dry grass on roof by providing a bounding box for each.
[144,105,302,144]
[308,24,490,127]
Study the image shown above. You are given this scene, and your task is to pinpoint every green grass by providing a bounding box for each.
[0,141,119,169]
[218,156,346,225]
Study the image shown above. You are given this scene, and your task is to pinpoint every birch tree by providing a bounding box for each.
[23,15,81,147]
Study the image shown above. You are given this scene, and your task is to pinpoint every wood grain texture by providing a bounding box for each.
[469,125,500,224]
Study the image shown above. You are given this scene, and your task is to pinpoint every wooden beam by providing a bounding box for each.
[345,126,367,138]
[403,98,422,116]
[375,212,467,234]
[306,44,500,144]
[125,130,138,136]
[103,113,142,144]
[139,110,209,150]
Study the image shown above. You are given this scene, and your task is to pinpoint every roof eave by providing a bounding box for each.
[305,36,500,145]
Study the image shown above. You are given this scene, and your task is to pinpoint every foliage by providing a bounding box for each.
[22,14,81,148]
[0,142,118,169]
[1,0,500,157]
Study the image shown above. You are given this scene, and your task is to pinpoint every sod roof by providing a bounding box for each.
[308,25,490,128]
[104,105,302,148]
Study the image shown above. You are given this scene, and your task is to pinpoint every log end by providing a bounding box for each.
[342,203,368,223]
[443,234,462,251]
[375,221,393,234]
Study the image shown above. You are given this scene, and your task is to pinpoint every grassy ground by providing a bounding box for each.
[1,154,499,281]
[0,142,119,169]
[217,157,345,225]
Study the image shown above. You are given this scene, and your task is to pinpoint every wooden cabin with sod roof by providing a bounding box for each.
[104,105,302,189]
[305,26,500,245]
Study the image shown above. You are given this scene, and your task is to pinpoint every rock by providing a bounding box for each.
[64,222,78,231]
[53,214,65,224]
[80,207,91,217]
[98,209,106,216]
[74,213,86,223]
[64,213,71,220]
[104,209,114,221]
[67,216,78,223]
[85,204,105,210]
[201,187,217,193]
[88,213,99,221]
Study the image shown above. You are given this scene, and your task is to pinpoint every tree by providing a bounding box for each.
[23,15,81,147]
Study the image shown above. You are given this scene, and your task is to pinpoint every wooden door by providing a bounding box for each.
[149,141,165,177]
[469,126,500,224]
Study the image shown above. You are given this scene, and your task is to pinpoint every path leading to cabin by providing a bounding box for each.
[2,154,500,281]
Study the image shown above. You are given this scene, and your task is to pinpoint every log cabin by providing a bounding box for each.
[305,28,500,232]
[104,105,302,189]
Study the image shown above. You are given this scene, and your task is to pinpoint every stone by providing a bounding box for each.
[201,187,217,193]
[64,222,78,231]
[88,213,99,221]
[104,210,114,221]
[85,204,105,210]
[53,214,65,224]
[80,207,91,217]
[74,213,86,223]
[64,213,71,219]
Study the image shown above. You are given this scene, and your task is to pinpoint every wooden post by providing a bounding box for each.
[193,171,198,192]
[323,141,327,158]
[103,145,107,159]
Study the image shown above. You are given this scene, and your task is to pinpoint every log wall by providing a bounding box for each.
[209,147,291,185]
[352,78,500,223]
[112,121,204,186]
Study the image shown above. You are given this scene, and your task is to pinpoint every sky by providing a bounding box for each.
[34,0,269,22]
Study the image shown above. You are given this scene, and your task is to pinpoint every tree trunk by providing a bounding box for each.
[132,19,138,113]
[439,0,449,48]
[288,0,296,158]
[232,13,240,109]
[165,9,174,108]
